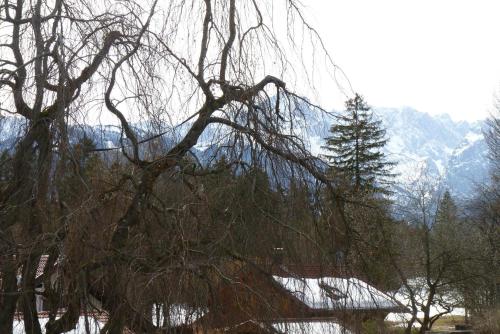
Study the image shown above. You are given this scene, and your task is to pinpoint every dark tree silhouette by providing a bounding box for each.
[323,93,394,194]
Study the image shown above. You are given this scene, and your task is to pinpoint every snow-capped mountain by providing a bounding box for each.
[0,106,490,198]
[307,106,489,198]
[376,107,489,197]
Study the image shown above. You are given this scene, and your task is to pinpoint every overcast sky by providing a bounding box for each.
[301,0,500,121]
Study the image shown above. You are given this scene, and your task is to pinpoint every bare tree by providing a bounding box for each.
[388,169,473,334]
[0,1,344,333]
[486,98,500,177]
[461,105,500,333]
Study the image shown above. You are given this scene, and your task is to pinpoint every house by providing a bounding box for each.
[12,258,408,333]
[185,262,408,334]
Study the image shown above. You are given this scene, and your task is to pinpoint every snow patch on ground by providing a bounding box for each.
[385,278,465,326]
[152,304,205,327]
[13,316,105,334]
[272,321,352,334]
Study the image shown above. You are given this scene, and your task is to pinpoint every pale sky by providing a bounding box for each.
[302,0,500,121]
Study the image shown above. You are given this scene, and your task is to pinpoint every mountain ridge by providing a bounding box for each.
[306,105,489,198]
[0,106,490,198]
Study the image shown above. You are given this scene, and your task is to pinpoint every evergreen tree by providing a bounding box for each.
[435,190,458,226]
[56,135,101,204]
[323,93,395,193]
[0,150,12,184]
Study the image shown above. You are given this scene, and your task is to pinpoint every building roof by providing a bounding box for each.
[271,264,350,279]
[273,275,403,311]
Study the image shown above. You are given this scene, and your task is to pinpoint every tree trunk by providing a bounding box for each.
[20,255,43,334]
[0,253,18,334]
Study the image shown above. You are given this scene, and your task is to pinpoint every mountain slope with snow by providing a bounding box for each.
[308,106,489,198]
[0,106,489,198]
[376,107,489,197]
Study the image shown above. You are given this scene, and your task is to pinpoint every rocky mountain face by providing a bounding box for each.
[306,106,489,198]
[377,107,489,198]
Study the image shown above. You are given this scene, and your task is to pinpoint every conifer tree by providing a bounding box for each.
[435,190,458,225]
[323,93,395,193]
[0,150,12,184]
